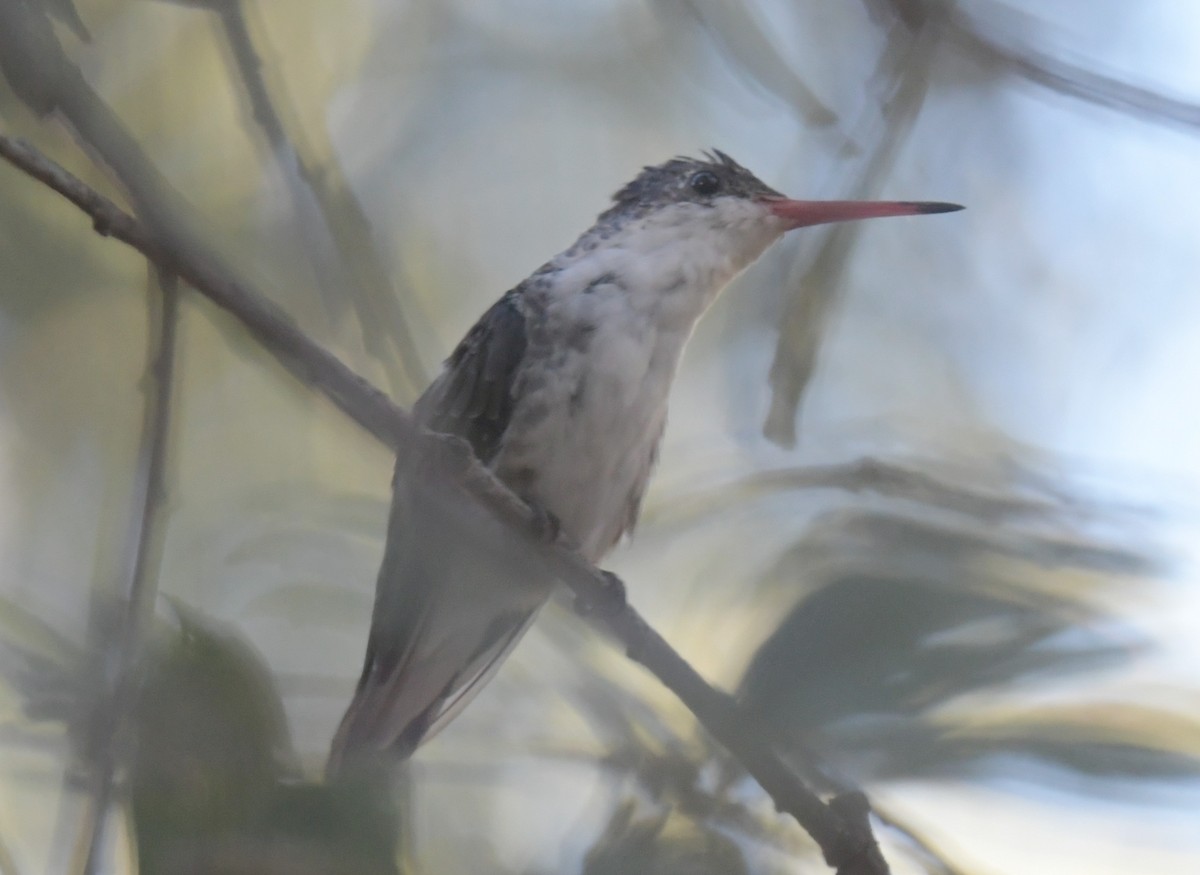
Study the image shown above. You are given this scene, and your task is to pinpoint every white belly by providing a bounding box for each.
[494,307,678,562]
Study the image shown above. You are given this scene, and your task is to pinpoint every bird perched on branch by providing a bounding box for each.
[329,151,960,771]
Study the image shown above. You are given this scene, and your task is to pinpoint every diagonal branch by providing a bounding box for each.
[0,129,888,874]
[765,17,937,447]
[208,0,429,398]
[943,3,1200,132]
[657,0,838,128]
[868,0,1200,132]
[0,134,408,449]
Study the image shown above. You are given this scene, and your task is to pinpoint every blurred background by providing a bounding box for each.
[1,0,1199,872]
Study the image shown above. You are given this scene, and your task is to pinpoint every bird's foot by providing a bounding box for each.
[522,497,562,544]
[575,570,627,618]
[427,432,476,474]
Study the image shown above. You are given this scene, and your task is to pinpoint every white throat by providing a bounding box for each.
[557,197,785,335]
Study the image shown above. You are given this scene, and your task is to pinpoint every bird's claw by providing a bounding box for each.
[428,433,476,474]
[524,499,562,543]
[575,570,627,617]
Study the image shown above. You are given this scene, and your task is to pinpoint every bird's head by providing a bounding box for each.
[588,151,960,300]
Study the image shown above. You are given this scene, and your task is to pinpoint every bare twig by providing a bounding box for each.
[656,0,838,128]
[0,2,416,439]
[79,269,179,874]
[765,18,937,447]
[0,131,888,874]
[0,135,408,449]
[210,0,428,398]
[943,4,1200,132]
[868,0,1200,131]
[771,0,1200,446]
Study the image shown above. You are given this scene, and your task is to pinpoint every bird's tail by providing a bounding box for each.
[326,458,552,778]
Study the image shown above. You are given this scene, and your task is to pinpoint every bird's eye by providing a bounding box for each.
[688,171,721,196]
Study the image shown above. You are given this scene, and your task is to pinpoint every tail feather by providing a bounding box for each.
[326,459,552,778]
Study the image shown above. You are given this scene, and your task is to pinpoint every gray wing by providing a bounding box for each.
[415,290,529,462]
[330,291,540,770]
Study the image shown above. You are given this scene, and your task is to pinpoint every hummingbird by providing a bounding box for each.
[328,151,961,771]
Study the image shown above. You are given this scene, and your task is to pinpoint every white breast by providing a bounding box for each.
[493,198,783,560]
[495,280,681,561]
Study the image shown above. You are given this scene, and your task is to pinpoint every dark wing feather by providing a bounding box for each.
[415,291,528,462]
[329,291,536,772]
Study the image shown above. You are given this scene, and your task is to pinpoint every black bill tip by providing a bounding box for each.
[906,202,965,214]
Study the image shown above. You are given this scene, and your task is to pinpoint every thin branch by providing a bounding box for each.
[80,268,179,874]
[943,4,1200,132]
[765,18,937,447]
[211,0,428,398]
[0,2,409,443]
[0,131,888,874]
[658,0,838,128]
[867,0,1200,132]
[0,135,408,448]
